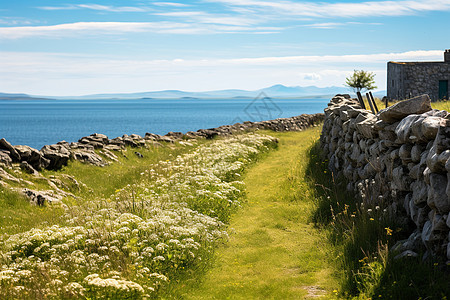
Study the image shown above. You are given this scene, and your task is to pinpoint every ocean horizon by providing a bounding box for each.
[0,97,329,149]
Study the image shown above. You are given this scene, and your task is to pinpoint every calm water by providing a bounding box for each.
[0,98,328,149]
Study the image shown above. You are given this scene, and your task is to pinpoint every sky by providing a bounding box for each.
[0,0,449,96]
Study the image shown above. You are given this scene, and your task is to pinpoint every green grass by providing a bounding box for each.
[171,127,340,299]
[0,141,202,237]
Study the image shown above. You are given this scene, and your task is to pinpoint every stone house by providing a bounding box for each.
[387,50,450,101]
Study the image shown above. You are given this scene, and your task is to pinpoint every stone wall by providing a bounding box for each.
[387,61,450,101]
[0,113,324,173]
[321,94,450,261]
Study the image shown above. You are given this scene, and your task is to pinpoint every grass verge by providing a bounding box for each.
[173,127,340,299]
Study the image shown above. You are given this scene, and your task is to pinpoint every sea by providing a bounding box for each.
[0,97,329,150]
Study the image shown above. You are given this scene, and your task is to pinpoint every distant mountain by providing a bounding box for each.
[47,85,353,100]
[0,93,49,100]
[2,85,384,100]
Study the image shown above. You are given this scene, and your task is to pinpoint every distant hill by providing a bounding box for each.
[2,85,385,100]
[0,93,49,100]
[47,85,353,100]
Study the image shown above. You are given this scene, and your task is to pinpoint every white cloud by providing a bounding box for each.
[302,22,343,29]
[152,2,190,7]
[154,11,260,26]
[0,50,441,95]
[38,4,150,12]
[207,0,450,18]
[0,21,281,39]
[302,73,322,81]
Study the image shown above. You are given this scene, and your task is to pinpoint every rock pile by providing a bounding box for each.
[321,94,450,261]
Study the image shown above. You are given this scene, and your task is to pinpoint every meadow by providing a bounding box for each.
[1,100,450,299]
[0,133,277,299]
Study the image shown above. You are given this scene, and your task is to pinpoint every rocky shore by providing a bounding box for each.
[0,113,323,182]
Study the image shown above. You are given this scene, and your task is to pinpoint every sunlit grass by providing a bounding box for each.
[173,127,340,299]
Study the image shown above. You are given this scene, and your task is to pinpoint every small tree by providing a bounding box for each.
[345,70,377,93]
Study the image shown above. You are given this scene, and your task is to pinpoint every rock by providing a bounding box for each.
[41,144,71,170]
[15,145,49,170]
[71,150,106,166]
[165,131,184,140]
[22,188,62,206]
[0,138,21,162]
[134,151,143,158]
[0,150,12,167]
[411,180,428,206]
[394,250,419,260]
[100,149,119,162]
[395,114,421,143]
[355,114,377,139]
[428,173,450,214]
[378,94,432,123]
[104,144,122,151]
[20,161,38,175]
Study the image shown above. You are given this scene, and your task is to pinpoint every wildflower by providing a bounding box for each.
[385,227,393,236]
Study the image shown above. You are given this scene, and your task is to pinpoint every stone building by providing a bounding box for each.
[387,50,450,101]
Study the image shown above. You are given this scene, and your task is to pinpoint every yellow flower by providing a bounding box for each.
[369,218,374,221]
[385,227,393,236]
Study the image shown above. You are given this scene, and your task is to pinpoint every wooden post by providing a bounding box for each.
[365,92,376,114]
[369,91,379,113]
[385,97,388,109]
[356,92,366,110]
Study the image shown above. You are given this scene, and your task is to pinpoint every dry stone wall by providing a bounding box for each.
[0,113,324,173]
[321,94,450,261]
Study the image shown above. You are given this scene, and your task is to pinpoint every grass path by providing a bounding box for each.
[179,129,338,299]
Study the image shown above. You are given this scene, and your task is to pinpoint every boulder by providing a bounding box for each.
[355,114,378,139]
[22,188,62,206]
[0,150,12,167]
[71,150,106,166]
[378,94,432,123]
[0,138,21,162]
[20,161,38,175]
[15,145,49,170]
[40,144,71,170]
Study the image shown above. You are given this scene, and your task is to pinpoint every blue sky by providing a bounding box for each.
[0,0,449,96]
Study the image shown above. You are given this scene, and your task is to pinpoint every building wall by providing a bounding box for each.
[387,62,450,101]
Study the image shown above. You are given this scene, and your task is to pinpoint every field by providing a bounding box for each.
[1,115,449,299]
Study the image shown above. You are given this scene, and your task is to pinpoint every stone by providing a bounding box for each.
[165,131,184,140]
[399,144,413,162]
[15,145,49,170]
[395,114,421,143]
[419,117,446,141]
[411,145,423,163]
[71,150,106,167]
[0,150,12,167]
[355,114,377,139]
[394,250,419,260]
[22,188,62,206]
[378,94,432,123]
[411,180,428,206]
[104,144,122,151]
[20,161,38,175]
[0,138,21,162]
[40,144,71,170]
[134,151,143,158]
[427,173,450,214]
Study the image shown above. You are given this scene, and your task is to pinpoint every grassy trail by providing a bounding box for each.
[182,129,338,299]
